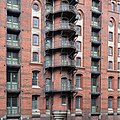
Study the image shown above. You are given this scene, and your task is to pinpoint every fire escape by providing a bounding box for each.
[44,0,78,119]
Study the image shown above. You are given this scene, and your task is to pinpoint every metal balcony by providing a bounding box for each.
[92,21,101,30]
[91,36,101,45]
[7,82,20,93]
[45,85,76,94]
[7,58,20,68]
[91,51,101,60]
[7,107,20,118]
[7,3,20,14]
[91,106,100,115]
[92,6,101,15]
[7,40,20,50]
[45,59,75,70]
[91,86,100,96]
[7,22,20,32]
[45,23,76,33]
[91,66,100,75]
[45,40,76,53]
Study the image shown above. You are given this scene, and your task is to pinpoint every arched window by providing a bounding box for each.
[108,97,113,109]
[117,3,120,13]
[76,96,81,109]
[108,21,113,27]
[61,77,67,90]
[45,78,51,91]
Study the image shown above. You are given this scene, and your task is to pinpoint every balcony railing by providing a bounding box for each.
[7,107,19,115]
[7,58,19,65]
[46,23,75,32]
[92,86,97,93]
[92,6,100,13]
[92,21,99,27]
[7,22,19,30]
[91,36,98,42]
[45,40,75,50]
[7,82,18,91]
[7,3,20,11]
[7,40,19,47]
[45,85,76,92]
[91,66,98,72]
[46,4,76,14]
[91,106,98,113]
[45,59,75,68]
[91,51,98,57]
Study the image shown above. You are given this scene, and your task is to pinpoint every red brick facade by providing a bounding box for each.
[0,0,120,120]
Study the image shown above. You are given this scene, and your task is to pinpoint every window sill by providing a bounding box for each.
[108,89,114,92]
[32,85,40,89]
[76,88,83,90]
[62,104,66,106]
[30,62,42,65]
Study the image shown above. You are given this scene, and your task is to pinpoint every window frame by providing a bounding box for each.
[33,52,39,62]
[109,32,113,42]
[108,97,113,109]
[108,77,112,89]
[33,17,39,28]
[108,61,113,69]
[76,96,81,109]
[33,34,39,45]
[32,96,38,110]
[76,57,81,67]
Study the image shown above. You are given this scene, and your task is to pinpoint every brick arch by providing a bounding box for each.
[109,17,116,26]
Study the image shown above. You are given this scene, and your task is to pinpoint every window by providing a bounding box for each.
[111,2,115,11]
[76,26,81,36]
[118,34,120,42]
[118,77,120,89]
[61,78,67,91]
[109,32,113,41]
[61,55,68,65]
[7,96,18,108]
[118,48,120,56]
[109,46,113,56]
[108,61,113,69]
[76,57,81,67]
[76,96,80,109]
[7,72,18,83]
[33,3,39,11]
[33,35,39,45]
[46,78,51,91]
[108,97,113,108]
[108,77,112,89]
[32,96,38,109]
[76,41,81,51]
[118,97,120,108]
[118,4,120,13]
[7,0,19,5]
[92,0,99,9]
[76,75,81,88]
[45,56,52,67]
[118,62,120,70]
[62,96,66,104]
[33,17,39,28]
[32,71,38,86]
[33,52,38,62]
[46,39,52,49]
